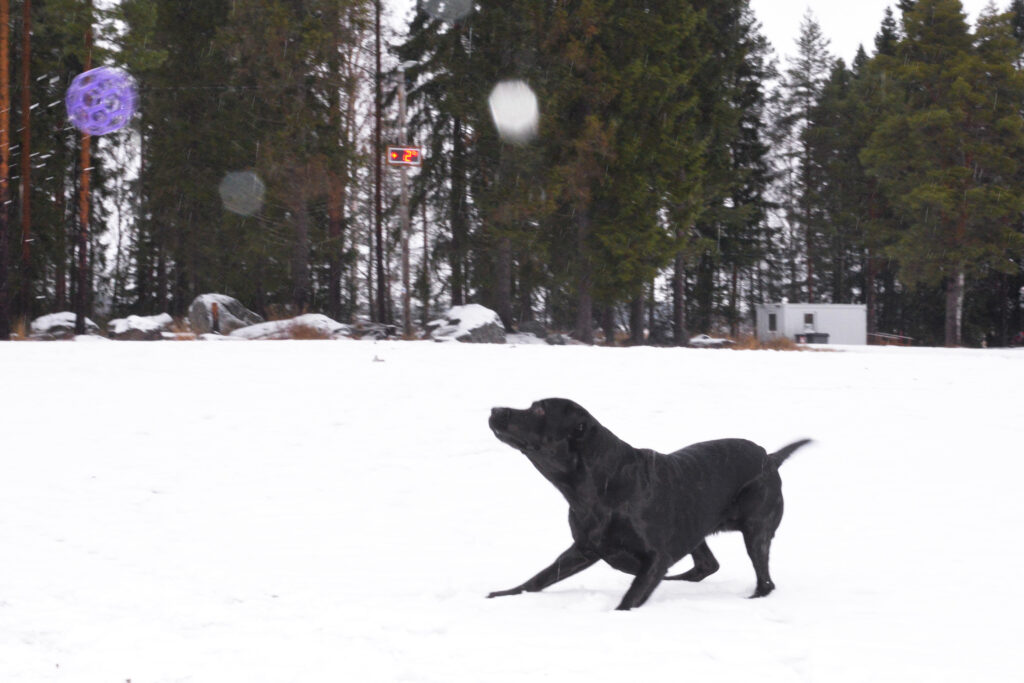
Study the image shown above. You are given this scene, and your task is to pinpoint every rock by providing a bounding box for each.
[517,319,547,337]
[349,319,397,340]
[428,304,506,344]
[188,294,263,335]
[506,332,547,345]
[230,313,352,340]
[30,312,100,340]
[546,333,569,346]
[108,313,173,341]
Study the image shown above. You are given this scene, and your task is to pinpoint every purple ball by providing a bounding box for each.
[65,66,138,136]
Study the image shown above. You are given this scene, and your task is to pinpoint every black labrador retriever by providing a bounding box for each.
[487,398,810,610]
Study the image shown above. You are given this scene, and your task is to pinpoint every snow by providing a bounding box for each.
[228,313,350,340]
[108,313,173,336]
[0,341,1021,682]
[29,311,99,337]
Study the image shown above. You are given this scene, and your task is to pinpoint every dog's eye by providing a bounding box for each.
[532,406,545,418]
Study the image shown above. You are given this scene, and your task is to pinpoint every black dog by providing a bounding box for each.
[487,398,810,610]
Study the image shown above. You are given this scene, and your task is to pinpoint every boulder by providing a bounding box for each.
[517,319,547,338]
[188,294,263,335]
[108,313,173,341]
[546,333,570,346]
[428,304,506,344]
[230,313,352,340]
[30,312,100,340]
[349,319,397,340]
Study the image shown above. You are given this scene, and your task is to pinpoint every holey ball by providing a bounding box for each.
[66,66,138,136]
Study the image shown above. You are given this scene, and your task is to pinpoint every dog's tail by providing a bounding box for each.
[769,439,812,468]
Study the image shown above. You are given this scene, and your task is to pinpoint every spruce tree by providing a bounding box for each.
[862,0,1024,345]
[685,0,775,338]
[776,9,833,303]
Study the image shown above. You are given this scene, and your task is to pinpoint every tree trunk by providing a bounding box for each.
[601,304,615,346]
[672,249,685,345]
[373,0,386,322]
[327,177,344,320]
[495,236,512,330]
[421,195,429,323]
[573,209,593,344]
[944,267,964,347]
[629,294,644,345]
[696,251,714,333]
[805,222,814,303]
[326,2,344,321]
[516,257,531,324]
[450,116,466,306]
[292,199,310,313]
[998,271,1009,347]
[729,264,739,338]
[366,195,375,318]
[865,249,877,338]
[18,0,30,319]
[55,164,66,310]
[0,0,10,339]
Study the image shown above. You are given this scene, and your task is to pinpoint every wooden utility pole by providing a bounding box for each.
[0,0,11,339]
[74,1,92,336]
[19,0,31,318]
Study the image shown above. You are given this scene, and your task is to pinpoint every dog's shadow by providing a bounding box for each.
[541,578,753,609]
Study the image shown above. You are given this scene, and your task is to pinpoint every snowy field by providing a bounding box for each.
[1,340,1022,682]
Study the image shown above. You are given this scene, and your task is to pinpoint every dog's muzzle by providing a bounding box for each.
[489,407,510,431]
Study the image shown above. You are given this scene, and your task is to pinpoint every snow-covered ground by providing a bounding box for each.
[0,341,1021,682]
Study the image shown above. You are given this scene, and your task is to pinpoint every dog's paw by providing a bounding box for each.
[487,588,524,599]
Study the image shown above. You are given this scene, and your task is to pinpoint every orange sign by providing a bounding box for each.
[387,146,422,166]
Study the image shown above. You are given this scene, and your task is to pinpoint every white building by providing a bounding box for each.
[755,302,867,345]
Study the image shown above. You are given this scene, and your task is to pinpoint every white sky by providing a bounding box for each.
[751,0,998,63]
[391,1,999,65]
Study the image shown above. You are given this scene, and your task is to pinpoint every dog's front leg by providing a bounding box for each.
[616,557,671,610]
[487,543,598,598]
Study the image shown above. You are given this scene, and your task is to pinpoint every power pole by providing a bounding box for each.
[74,0,92,336]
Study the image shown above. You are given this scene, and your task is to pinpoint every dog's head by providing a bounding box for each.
[489,398,597,485]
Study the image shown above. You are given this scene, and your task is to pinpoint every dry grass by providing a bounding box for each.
[162,317,197,340]
[289,322,332,340]
[732,335,837,352]
[10,317,30,340]
[169,317,192,334]
[731,334,802,351]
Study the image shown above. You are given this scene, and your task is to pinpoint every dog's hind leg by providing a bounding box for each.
[741,528,776,598]
[664,541,720,582]
[487,543,598,599]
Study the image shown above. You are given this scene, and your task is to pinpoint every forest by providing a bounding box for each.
[0,0,1022,347]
